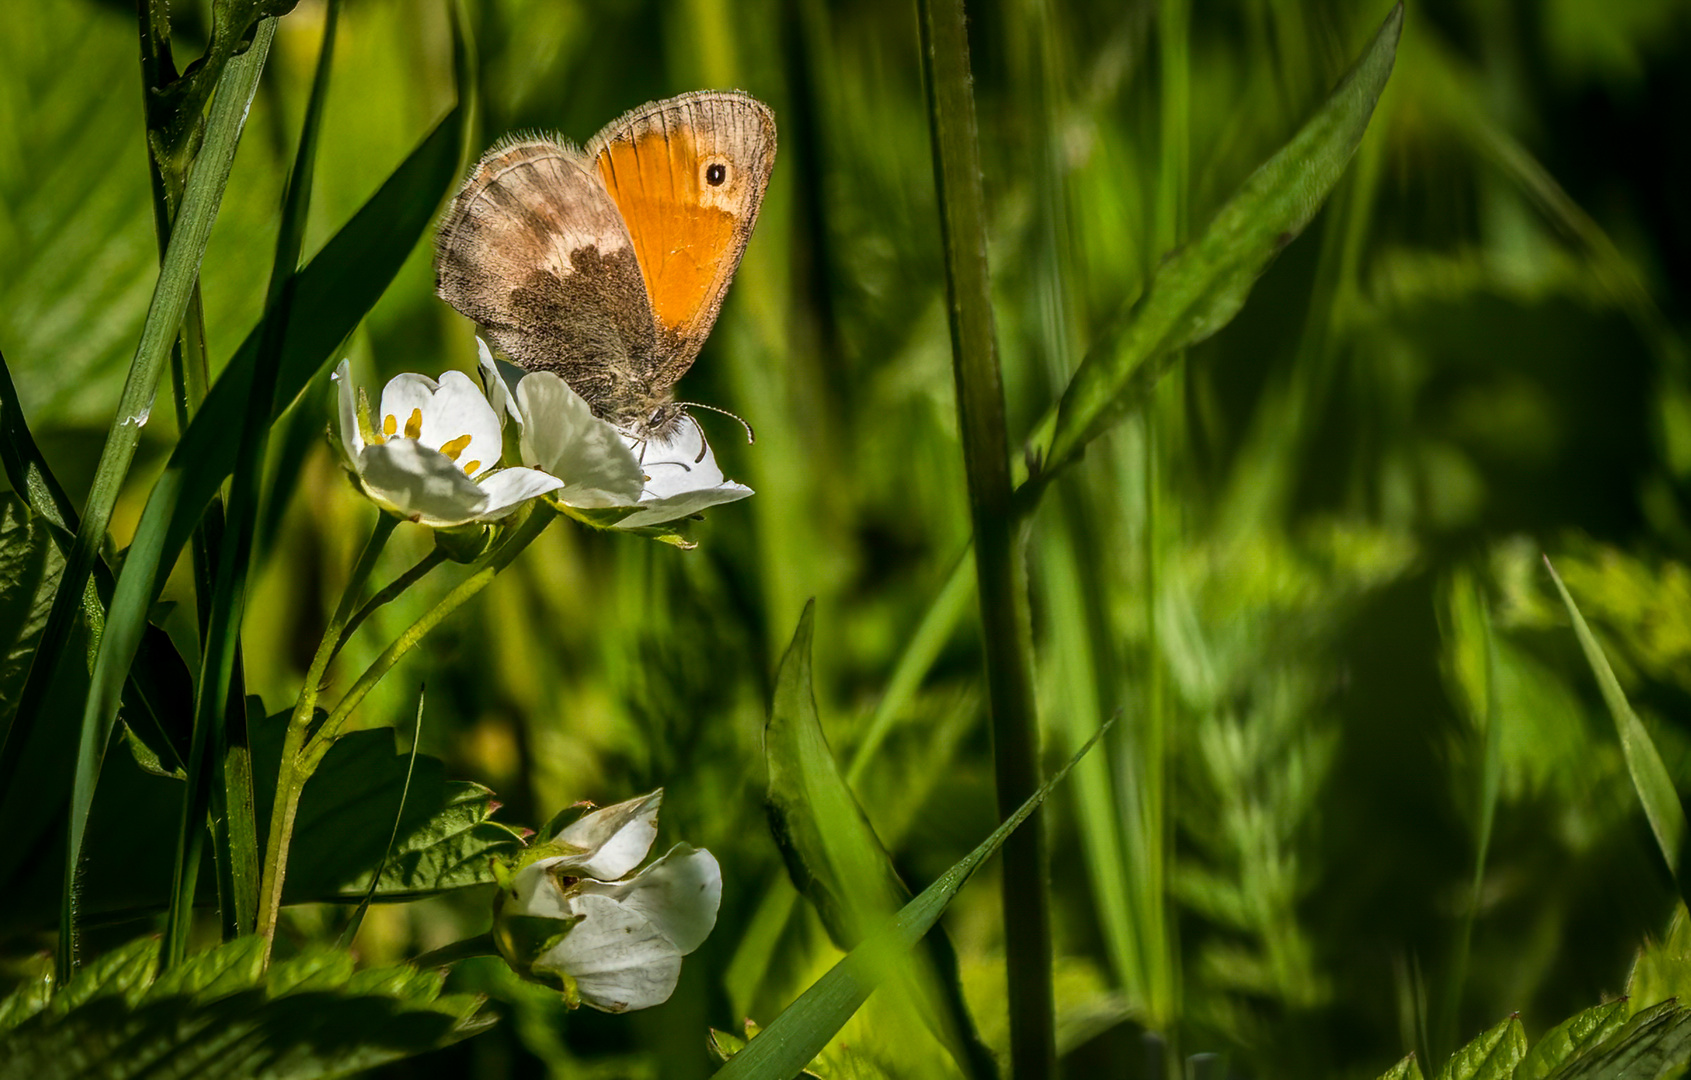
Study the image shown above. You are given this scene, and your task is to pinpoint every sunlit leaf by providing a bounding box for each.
[765,600,994,1079]
[1517,999,1629,1080]
[1546,556,1690,887]
[1031,3,1403,481]
[1436,1015,1525,1080]
[715,717,1106,1079]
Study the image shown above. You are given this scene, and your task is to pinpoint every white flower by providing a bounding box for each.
[494,789,722,1013]
[332,359,563,527]
[476,339,753,529]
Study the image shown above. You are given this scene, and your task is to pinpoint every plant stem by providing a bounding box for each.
[411,932,499,969]
[255,510,397,962]
[916,0,1055,1074]
[331,547,449,664]
[307,505,557,763]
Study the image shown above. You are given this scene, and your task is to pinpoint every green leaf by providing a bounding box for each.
[1437,1015,1526,1080]
[714,715,1107,1080]
[1031,3,1403,481]
[765,601,995,1079]
[1377,1056,1427,1080]
[0,935,490,1080]
[1546,1001,1691,1080]
[1518,1000,1630,1080]
[1546,557,1691,885]
[0,496,53,734]
[249,709,524,903]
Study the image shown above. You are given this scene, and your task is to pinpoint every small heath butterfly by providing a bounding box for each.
[434,91,777,441]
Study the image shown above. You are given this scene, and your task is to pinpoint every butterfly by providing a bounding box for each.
[434,91,777,442]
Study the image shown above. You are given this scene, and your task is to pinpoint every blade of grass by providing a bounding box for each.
[49,17,277,978]
[916,0,1054,1072]
[0,12,275,824]
[338,686,424,951]
[62,87,467,971]
[1434,572,1505,1066]
[767,601,996,1080]
[1545,556,1691,891]
[1023,2,1403,493]
[717,722,1109,1080]
[162,0,342,969]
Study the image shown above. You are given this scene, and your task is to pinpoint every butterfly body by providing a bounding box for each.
[435,91,776,439]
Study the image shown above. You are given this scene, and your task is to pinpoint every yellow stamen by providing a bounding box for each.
[382,413,397,437]
[439,433,473,461]
[403,408,423,439]
[463,460,481,475]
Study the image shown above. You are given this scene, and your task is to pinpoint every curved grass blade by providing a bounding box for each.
[1026,3,1403,489]
[715,720,1110,1080]
[42,19,278,979]
[60,15,467,978]
[1545,556,1691,894]
[0,14,274,820]
[163,0,342,968]
[766,601,995,1079]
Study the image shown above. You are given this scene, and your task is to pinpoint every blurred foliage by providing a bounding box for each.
[3,0,1691,1077]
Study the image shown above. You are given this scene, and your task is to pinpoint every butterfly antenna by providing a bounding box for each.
[678,402,755,445]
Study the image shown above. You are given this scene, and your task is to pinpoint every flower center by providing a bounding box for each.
[379,408,481,476]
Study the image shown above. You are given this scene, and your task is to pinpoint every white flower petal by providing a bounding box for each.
[516,373,644,507]
[332,359,363,464]
[614,482,755,530]
[476,337,523,429]
[615,418,753,528]
[420,371,504,477]
[629,421,724,498]
[472,467,566,520]
[357,439,491,527]
[575,844,720,954]
[509,862,571,920]
[552,789,661,880]
[375,372,441,443]
[536,894,682,1013]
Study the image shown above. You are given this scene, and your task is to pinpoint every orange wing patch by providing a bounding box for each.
[595,130,737,337]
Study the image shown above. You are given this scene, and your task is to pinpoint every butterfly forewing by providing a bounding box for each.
[588,91,777,384]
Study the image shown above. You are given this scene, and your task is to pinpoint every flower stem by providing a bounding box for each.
[410,932,499,969]
[255,510,397,963]
[306,503,556,765]
[916,0,1055,1075]
[330,547,449,665]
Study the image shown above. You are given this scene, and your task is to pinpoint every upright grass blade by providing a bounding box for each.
[1545,557,1691,893]
[916,0,1055,1074]
[163,0,342,969]
[1023,3,1403,491]
[48,18,277,978]
[717,723,1109,1080]
[0,13,275,822]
